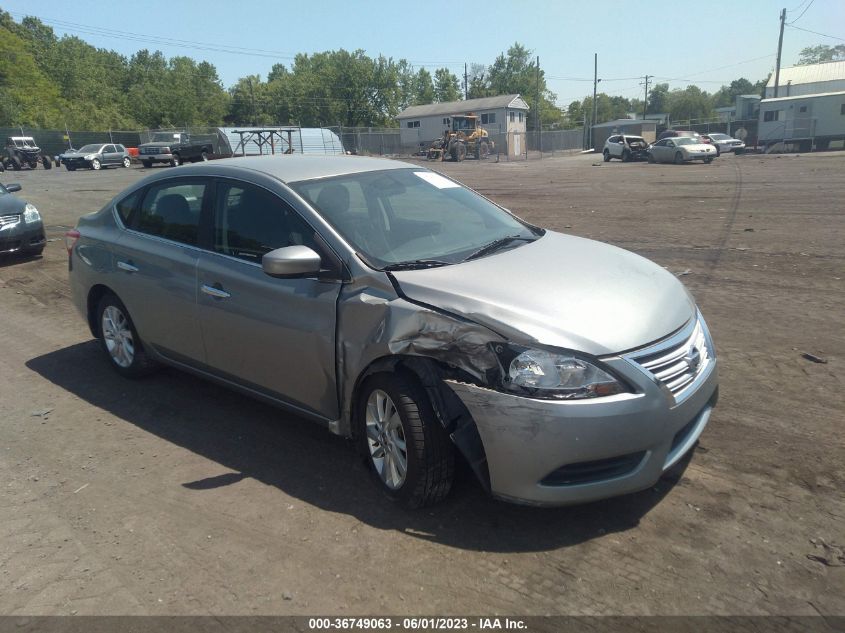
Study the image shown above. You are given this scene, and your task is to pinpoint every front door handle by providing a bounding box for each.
[117,260,139,273]
[201,284,231,299]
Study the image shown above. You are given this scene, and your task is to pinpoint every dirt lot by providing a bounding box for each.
[1,152,843,616]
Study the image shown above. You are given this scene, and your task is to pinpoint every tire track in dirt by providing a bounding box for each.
[699,158,742,292]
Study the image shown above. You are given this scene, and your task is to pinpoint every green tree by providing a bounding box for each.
[797,44,845,65]
[647,83,670,114]
[0,27,65,127]
[667,85,714,123]
[412,68,434,105]
[433,68,460,102]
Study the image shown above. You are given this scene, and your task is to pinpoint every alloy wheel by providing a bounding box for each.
[101,305,135,368]
[365,389,408,490]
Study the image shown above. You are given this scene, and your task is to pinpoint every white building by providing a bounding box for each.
[765,60,845,98]
[396,94,530,149]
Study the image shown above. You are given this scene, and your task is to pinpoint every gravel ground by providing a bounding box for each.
[0,151,843,616]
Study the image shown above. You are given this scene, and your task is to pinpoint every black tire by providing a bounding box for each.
[170,153,181,167]
[715,146,721,157]
[96,294,158,378]
[674,152,684,165]
[476,141,489,160]
[10,155,21,171]
[91,158,101,170]
[142,160,152,168]
[621,149,630,162]
[450,142,466,162]
[647,153,656,164]
[356,372,455,509]
[54,157,61,167]
[66,164,76,171]
[42,155,52,169]
[200,150,209,162]
[603,149,611,162]
[704,157,713,164]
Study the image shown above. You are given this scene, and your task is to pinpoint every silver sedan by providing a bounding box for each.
[648,137,717,164]
[67,155,718,508]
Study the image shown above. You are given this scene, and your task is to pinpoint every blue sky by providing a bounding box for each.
[3,0,844,106]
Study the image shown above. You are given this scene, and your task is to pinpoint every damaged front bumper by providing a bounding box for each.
[444,353,718,506]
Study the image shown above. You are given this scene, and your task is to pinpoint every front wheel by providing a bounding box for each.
[170,154,181,167]
[356,373,454,508]
[476,141,489,160]
[122,156,131,168]
[96,295,158,378]
[704,157,713,164]
[674,152,684,165]
[647,153,656,163]
[715,146,721,157]
[91,158,101,170]
[41,155,52,169]
[621,149,630,162]
[200,150,209,162]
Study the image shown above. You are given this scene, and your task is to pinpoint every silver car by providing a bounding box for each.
[648,137,716,164]
[67,156,718,508]
[60,143,131,171]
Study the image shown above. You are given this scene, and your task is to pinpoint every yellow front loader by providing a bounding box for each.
[426,114,493,161]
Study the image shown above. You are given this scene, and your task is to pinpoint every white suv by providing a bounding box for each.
[602,134,650,162]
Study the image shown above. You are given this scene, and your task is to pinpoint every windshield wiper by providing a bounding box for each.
[464,235,535,262]
[382,259,453,271]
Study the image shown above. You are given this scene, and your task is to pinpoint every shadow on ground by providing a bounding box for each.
[27,340,692,553]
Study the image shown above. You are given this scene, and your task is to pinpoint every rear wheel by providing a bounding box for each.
[41,155,52,169]
[356,373,454,508]
[674,152,684,165]
[170,153,181,167]
[450,143,466,162]
[476,141,489,160]
[10,155,21,171]
[96,294,158,378]
[91,158,101,170]
[603,149,611,162]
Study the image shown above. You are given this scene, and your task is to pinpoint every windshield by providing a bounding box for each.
[452,118,476,131]
[675,137,698,146]
[152,133,180,142]
[78,144,103,153]
[291,169,540,269]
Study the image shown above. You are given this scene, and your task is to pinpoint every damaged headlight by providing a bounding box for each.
[504,348,628,399]
[23,203,41,224]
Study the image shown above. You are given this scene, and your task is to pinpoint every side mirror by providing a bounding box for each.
[262,245,322,278]
[4,183,21,193]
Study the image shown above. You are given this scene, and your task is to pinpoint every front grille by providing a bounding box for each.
[632,319,710,396]
[0,214,21,228]
[540,451,646,487]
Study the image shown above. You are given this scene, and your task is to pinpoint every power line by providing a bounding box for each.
[787,0,814,24]
[785,23,845,42]
[787,0,811,13]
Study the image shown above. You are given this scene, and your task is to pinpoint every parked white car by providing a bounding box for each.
[648,137,716,164]
[602,135,650,162]
[702,133,746,156]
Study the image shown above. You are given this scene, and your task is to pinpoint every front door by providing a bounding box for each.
[196,179,342,420]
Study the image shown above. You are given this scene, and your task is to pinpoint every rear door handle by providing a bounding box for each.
[201,284,231,299]
[117,260,139,273]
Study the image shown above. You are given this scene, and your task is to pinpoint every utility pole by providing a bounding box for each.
[536,55,542,154]
[464,63,468,100]
[247,77,257,126]
[641,75,652,120]
[774,7,786,97]
[591,53,598,149]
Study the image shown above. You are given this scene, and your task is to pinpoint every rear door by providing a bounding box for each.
[196,179,343,420]
[110,177,210,364]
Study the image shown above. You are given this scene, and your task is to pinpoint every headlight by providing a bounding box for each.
[505,349,628,399]
[84,154,95,160]
[23,203,41,224]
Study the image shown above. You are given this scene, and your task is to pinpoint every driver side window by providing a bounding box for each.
[213,181,317,264]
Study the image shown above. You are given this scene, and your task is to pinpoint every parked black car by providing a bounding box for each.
[0,182,45,257]
[137,132,212,167]
[60,144,131,171]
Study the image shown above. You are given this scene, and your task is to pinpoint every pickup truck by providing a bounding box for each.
[137,132,213,167]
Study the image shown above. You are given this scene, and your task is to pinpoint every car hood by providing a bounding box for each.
[390,232,695,356]
[679,143,713,152]
[60,151,92,158]
[0,195,26,213]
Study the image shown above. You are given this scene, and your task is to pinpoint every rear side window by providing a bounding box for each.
[135,181,206,245]
[115,189,143,226]
[213,181,317,263]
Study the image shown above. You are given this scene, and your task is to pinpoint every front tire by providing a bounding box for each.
[603,149,611,162]
[647,153,656,163]
[91,158,101,170]
[122,156,131,168]
[41,155,52,169]
[621,149,630,162]
[704,157,713,164]
[96,295,158,378]
[356,373,454,508]
[170,153,181,167]
[200,150,209,162]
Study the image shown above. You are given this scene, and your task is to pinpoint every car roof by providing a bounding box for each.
[169,154,416,184]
